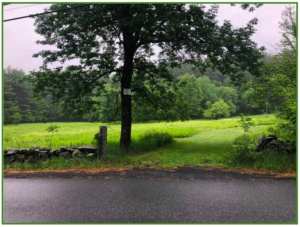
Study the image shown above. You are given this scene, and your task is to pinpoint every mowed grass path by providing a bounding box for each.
[4,115,277,169]
[124,125,269,168]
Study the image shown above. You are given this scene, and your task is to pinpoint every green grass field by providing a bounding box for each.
[3,114,276,150]
[4,114,291,171]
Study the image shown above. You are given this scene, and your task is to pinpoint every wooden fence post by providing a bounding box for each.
[98,126,107,162]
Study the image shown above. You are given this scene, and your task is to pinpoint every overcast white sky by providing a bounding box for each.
[3,3,291,73]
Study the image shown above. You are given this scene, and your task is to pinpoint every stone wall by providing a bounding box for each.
[4,144,98,165]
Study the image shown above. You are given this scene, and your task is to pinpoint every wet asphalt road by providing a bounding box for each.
[3,178,297,223]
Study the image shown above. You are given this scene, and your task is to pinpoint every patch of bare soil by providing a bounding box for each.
[4,166,296,180]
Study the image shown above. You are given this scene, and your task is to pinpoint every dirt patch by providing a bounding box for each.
[4,166,296,180]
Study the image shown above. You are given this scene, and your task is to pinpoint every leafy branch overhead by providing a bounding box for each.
[24,4,265,149]
[25,4,265,115]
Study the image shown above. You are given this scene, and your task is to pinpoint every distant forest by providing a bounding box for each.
[4,64,268,125]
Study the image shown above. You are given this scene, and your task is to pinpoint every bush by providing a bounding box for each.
[232,134,256,155]
[223,134,296,171]
[94,130,174,155]
[131,130,174,154]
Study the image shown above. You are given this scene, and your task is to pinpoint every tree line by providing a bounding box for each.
[4,66,263,125]
[4,67,83,124]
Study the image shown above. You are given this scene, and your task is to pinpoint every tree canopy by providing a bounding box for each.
[25,4,265,150]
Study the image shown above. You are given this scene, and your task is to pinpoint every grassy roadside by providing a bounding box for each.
[4,114,295,171]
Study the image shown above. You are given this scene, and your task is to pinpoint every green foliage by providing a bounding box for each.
[94,129,174,155]
[238,113,254,134]
[203,99,230,119]
[243,7,296,149]
[232,134,256,155]
[27,4,265,115]
[46,125,60,133]
[223,114,256,167]
[279,5,296,51]
[177,74,203,118]
[216,86,238,114]
[23,4,265,149]
[46,125,60,148]
[223,148,296,171]
[83,82,121,123]
[3,67,82,125]
[247,51,297,144]
[11,112,22,125]
[223,131,296,171]
[131,130,174,154]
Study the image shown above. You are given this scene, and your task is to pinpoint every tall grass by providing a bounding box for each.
[3,114,277,150]
[222,150,296,171]
[131,130,174,154]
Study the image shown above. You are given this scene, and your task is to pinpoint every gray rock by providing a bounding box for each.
[37,150,49,155]
[78,144,97,154]
[269,140,279,146]
[6,149,19,155]
[50,149,59,157]
[86,153,95,160]
[59,146,68,152]
[72,144,78,149]
[266,135,277,142]
[66,147,75,154]
[39,146,50,152]
[18,148,28,154]
[269,139,285,150]
[255,135,267,151]
[59,152,71,158]
[29,146,39,152]
[255,135,266,146]
[72,149,84,158]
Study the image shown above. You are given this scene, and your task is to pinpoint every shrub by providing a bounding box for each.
[223,133,296,171]
[94,130,174,155]
[232,134,256,155]
[131,130,174,153]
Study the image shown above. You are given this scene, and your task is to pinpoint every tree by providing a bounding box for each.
[216,86,238,115]
[279,5,296,51]
[177,74,203,118]
[245,5,296,144]
[203,99,231,119]
[25,4,265,151]
[11,112,22,125]
[4,67,81,124]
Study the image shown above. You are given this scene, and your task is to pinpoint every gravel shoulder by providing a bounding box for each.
[4,166,296,180]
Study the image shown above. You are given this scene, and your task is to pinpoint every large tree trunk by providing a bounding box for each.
[120,50,134,152]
